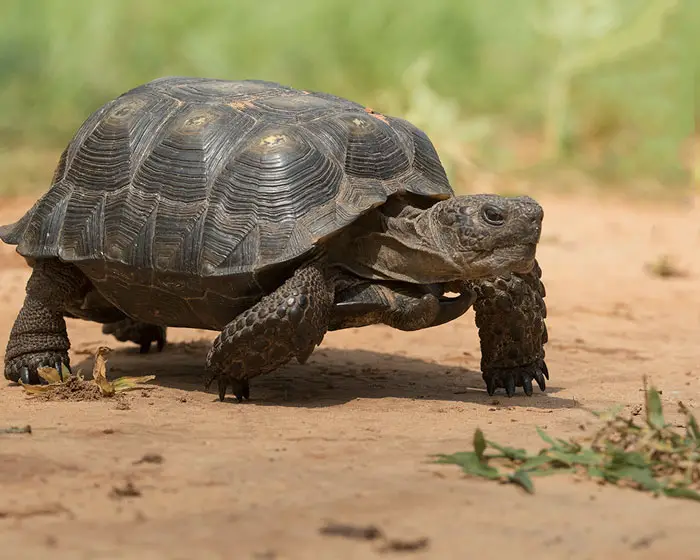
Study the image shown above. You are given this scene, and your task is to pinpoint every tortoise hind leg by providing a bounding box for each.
[102,318,167,354]
[64,289,167,354]
[4,259,90,384]
[205,261,334,402]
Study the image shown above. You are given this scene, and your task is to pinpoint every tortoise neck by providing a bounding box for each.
[328,203,465,284]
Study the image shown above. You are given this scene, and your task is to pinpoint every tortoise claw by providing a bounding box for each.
[504,376,516,397]
[482,359,549,397]
[218,377,228,402]
[231,379,250,403]
[209,376,249,403]
[20,367,31,385]
[485,375,497,397]
[535,371,547,392]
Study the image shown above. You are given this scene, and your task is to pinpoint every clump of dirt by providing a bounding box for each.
[21,346,154,404]
[319,522,430,553]
[32,375,126,404]
[645,254,690,279]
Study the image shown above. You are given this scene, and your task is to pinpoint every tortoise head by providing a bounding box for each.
[426,194,543,279]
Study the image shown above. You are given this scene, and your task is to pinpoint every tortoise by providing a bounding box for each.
[0,77,549,401]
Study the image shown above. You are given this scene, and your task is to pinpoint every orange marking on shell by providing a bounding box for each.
[229,100,255,110]
[364,106,389,123]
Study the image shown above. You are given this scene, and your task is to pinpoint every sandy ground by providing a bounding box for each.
[0,192,699,560]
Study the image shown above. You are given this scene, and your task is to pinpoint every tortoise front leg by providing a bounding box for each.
[204,261,334,402]
[4,260,90,384]
[330,282,476,331]
[471,259,549,397]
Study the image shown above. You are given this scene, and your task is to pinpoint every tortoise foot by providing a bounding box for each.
[206,375,250,403]
[5,352,71,385]
[483,359,548,397]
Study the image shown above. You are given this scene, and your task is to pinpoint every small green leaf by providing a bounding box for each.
[508,470,535,493]
[436,451,501,480]
[536,427,555,446]
[434,452,473,465]
[520,454,553,471]
[473,428,486,461]
[487,441,528,460]
[607,450,647,469]
[569,448,604,466]
[587,466,607,479]
[684,409,700,441]
[529,467,576,477]
[540,431,581,453]
[646,386,666,430]
[545,448,602,467]
[555,439,582,454]
[546,450,579,466]
[663,487,700,502]
[605,466,661,491]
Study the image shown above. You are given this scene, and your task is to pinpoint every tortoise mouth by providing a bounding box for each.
[510,243,537,273]
[487,242,537,274]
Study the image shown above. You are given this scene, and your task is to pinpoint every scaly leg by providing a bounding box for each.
[204,261,334,402]
[470,259,549,397]
[4,259,90,384]
[330,282,475,331]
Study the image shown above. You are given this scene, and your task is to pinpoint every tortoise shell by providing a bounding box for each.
[1,77,454,328]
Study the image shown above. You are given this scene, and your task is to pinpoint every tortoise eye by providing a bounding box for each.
[481,204,505,226]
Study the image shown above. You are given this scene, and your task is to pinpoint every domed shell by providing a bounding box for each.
[1,77,453,278]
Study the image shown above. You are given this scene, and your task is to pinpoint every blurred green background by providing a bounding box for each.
[0,0,693,195]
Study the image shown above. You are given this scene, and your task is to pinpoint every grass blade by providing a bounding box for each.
[111,375,156,392]
[663,487,700,502]
[487,441,528,461]
[644,381,666,430]
[473,428,486,460]
[536,426,555,446]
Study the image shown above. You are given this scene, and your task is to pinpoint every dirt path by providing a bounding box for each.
[0,193,699,559]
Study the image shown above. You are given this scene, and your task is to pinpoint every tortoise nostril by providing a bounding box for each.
[527,205,544,225]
